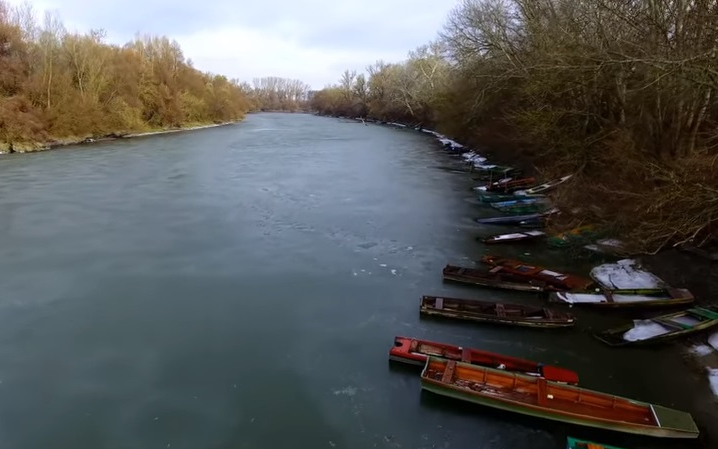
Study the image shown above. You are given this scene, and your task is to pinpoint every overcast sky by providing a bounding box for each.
[10,0,456,89]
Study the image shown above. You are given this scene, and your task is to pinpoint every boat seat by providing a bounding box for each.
[495,303,506,317]
[690,308,718,320]
[442,361,456,383]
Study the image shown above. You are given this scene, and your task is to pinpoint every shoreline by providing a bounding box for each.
[0,120,243,155]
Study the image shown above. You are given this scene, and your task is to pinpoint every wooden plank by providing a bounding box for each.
[442,361,456,383]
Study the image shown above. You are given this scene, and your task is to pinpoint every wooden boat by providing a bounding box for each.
[485,177,537,193]
[421,357,699,439]
[390,336,579,384]
[420,295,575,328]
[478,193,541,203]
[491,203,550,215]
[483,230,546,244]
[566,436,626,449]
[481,256,594,291]
[443,264,547,292]
[594,306,718,346]
[475,208,559,225]
[548,288,695,308]
[490,198,544,207]
[524,175,573,195]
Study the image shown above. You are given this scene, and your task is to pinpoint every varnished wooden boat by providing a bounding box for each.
[595,306,718,346]
[566,437,626,449]
[481,256,594,291]
[421,357,699,439]
[524,174,573,195]
[443,264,546,292]
[548,288,694,308]
[482,230,546,244]
[390,336,579,384]
[420,295,575,328]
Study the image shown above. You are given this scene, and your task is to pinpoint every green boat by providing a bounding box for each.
[595,306,718,346]
[492,203,550,215]
[421,357,700,439]
[566,436,625,449]
[478,193,535,203]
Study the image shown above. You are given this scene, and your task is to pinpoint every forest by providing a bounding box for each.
[311,0,718,252]
[0,2,306,152]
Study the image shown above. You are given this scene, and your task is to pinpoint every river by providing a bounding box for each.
[0,113,714,449]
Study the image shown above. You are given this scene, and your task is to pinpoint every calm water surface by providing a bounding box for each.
[0,113,714,449]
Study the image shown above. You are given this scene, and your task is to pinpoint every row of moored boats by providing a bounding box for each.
[388,136,712,445]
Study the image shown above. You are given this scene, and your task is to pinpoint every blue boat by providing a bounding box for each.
[476,208,559,225]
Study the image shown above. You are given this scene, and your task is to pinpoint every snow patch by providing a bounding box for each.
[591,259,666,289]
[709,332,718,352]
[623,320,672,342]
[690,345,715,357]
[333,386,357,396]
[708,369,718,398]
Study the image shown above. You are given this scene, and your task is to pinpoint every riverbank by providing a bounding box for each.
[345,113,718,409]
[0,120,242,155]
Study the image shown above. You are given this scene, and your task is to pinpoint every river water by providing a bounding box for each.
[0,113,714,449]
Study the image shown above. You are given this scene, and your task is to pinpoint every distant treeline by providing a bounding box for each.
[0,1,255,150]
[311,0,718,252]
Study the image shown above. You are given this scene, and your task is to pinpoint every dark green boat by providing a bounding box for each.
[566,437,625,449]
[595,306,718,346]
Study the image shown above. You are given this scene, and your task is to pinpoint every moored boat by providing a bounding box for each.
[594,306,718,346]
[490,197,545,207]
[390,336,579,384]
[524,174,573,195]
[481,256,594,291]
[566,436,626,449]
[443,264,546,292]
[478,193,540,203]
[420,295,575,328]
[491,203,550,215]
[484,177,537,193]
[475,208,559,225]
[548,288,694,308]
[482,230,546,244]
[421,357,699,439]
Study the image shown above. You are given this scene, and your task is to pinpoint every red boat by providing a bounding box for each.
[390,336,579,385]
[481,255,594,291]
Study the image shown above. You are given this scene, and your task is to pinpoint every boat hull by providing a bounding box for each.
[594,306,718,346]
[549,289,695,309]
[420,295,574,328]
[421,358,699,439]
[566,437,625,449]
[389,336,579,384]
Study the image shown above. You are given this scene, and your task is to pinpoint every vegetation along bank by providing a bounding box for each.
[310,0,718,254]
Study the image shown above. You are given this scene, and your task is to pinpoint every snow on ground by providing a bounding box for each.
[709,369,718,397]
[691,345,715,357]
[710,332,718,352]
[590,259,666,289]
